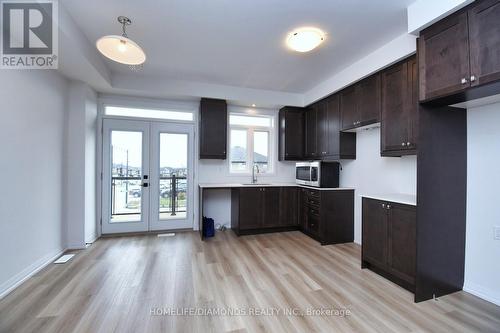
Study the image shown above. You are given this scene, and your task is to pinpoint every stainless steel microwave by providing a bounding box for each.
[295,161,340,188]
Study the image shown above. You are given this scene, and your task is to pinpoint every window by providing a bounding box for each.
[105,106,193,121]
[229,114,273,174]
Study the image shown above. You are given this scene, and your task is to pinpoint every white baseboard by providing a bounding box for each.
[463,281,500,307]
[66,242,87,250]
[0,248,66,300]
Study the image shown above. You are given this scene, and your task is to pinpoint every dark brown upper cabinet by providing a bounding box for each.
[419,0,500,104]
[305,104,318,158]
[325,95,356,160]
[199,98,227,159]
[381,55,418,156]
[340,86,358,130]
[468,0,500,87]
[278,107,305,161]
[340,74,381,130]
[302,96,356,161]
[418,11,470,102]
[357,74,382,125]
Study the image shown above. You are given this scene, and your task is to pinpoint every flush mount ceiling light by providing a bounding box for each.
[96,16,146,66]
[286,27,326,53]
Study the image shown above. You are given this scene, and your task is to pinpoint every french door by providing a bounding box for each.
[101,119,194,234]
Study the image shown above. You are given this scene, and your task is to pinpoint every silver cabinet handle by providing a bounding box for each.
[470,75,476,82]
[386,204,391,209]
[401,142,406,146]
[461,78,468,84]
[382,203,385,208]
[407,142,410,146]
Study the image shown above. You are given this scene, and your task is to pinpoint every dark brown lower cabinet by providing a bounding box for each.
[232,187,298,235]
[232,186,353,245]
[362,198,416,292]
[299,188,354,245]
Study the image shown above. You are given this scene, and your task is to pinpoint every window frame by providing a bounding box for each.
[228,111,275,175]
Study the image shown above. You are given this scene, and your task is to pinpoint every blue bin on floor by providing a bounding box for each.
[203,216,215,238]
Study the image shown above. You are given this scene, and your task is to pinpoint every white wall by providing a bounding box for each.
[66,82,98,248]
[464,102,500,306]
[407,0,474,34]
[0,70,68,297]
[84,88,98,243]
[340,127,417,244]
[304,33,416,105]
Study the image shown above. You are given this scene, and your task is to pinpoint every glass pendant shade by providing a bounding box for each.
[96,35,146,65]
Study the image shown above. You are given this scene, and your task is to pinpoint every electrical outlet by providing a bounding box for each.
[494,226,500,240]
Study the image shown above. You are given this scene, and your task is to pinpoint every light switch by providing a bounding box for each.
[494,226,500,240]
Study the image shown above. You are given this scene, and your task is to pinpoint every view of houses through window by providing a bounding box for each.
[229,114,273,173]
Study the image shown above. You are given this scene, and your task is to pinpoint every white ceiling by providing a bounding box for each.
[62,0,415,94]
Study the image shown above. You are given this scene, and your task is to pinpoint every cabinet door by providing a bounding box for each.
[387,204,416,284]
[305,106,318,158]
[316,100,329,158]
[238,188,262,229]
[279,107,305,161]
[362,198,388,267]
[381,61,408,153]
[356,74,381,125]
[406,57,419,149]
[279,187,298,227]
[340,86,358,130]
[468,0,500,87]
[262,187,281,227]
[418,11,470,101]
[199,98,227,159]
[298,188,307,230]
[326,95,340,157]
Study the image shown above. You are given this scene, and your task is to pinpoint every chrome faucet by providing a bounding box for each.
[252,164,260,184]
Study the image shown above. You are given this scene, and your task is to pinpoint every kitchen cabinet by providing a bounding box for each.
[278,107,305,161]
[326,95,356,159]
[262,187,281,227]
[279,187,298,227]
[316,101,328,158]
[340,86,358,130]
[418,0,500,103]
[234,187,262,230]
[418,11,470,102]
[300,188,354,245]
[340,74,381,130]
[302,95,356,160]
[381,56,418,156]
[468,0,500,88]
[231,187,297,234]
[305,104,318,158]
[362,198,416,291]
[356,73,382,125]
[199,98,227,159]
[231,186,353,244]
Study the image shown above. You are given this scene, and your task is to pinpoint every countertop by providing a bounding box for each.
[199,183,354,191]
[361,193,417,206]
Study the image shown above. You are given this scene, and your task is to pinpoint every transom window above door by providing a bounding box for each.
[229,114,274,174]
[105,106,194,121]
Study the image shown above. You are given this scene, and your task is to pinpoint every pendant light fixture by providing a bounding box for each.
[96,16,146,66]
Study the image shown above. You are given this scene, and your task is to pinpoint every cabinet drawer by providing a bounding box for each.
[307,205,320,217]
[307,214,320,234]
[304,189,320,199]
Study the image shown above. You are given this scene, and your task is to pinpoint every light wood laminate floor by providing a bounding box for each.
[1,231,499,333]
